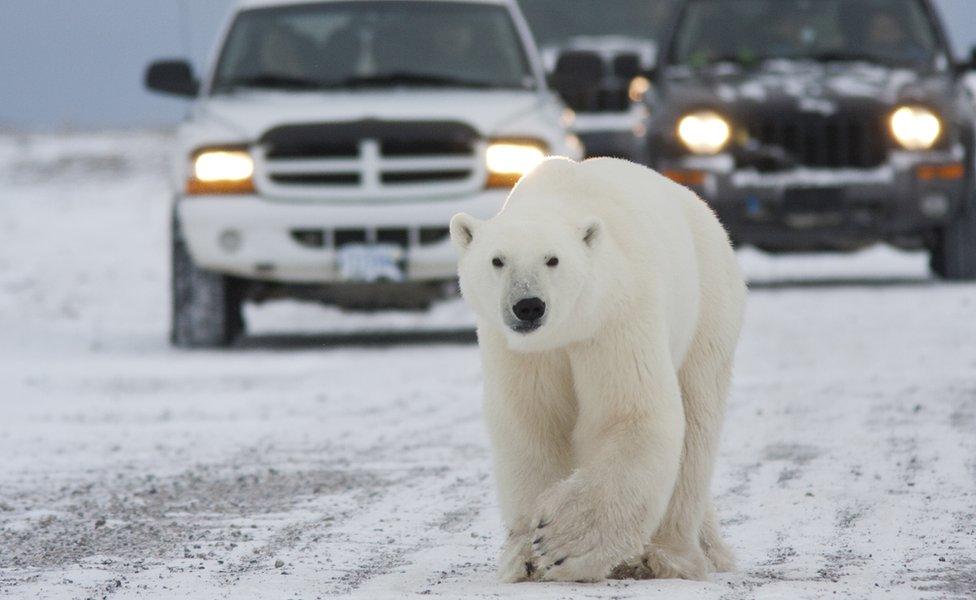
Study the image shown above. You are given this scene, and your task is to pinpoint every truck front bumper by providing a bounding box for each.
[660,148,969,250]
[177,190,507,283]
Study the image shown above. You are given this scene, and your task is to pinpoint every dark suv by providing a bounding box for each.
[643,0,976,279]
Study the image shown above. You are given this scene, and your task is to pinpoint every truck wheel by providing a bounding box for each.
[931,196,976,281]
[171,219,245,348]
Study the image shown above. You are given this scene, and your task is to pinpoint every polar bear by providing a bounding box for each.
[450,157,746,583]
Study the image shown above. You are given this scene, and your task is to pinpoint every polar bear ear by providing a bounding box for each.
[581,218,603,249]
[450,213,482,252]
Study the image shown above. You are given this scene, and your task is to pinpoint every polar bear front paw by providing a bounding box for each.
[528,479,626,582]
[497,530,537,583]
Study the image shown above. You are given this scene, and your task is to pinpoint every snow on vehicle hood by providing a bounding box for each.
[187,89,548,143]
[663,60,955,115]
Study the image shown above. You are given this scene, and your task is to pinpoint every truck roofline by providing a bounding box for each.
[237,0,516,9]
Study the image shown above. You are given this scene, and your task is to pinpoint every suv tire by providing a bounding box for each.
[170,214,245,348]
[931,194,976,281]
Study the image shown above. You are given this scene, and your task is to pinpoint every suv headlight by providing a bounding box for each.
[486,139,548,188]
[677,111,731,155]
[187,148,255,195]
[890,106,941,151]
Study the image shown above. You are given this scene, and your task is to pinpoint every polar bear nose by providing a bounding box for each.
[513,297,546,322]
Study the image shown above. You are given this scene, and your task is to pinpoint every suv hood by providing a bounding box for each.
[664,60,954,114]
[191,90,546,142]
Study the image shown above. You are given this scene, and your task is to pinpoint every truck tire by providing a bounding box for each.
[170,217,245,348]
[931,195,976,281]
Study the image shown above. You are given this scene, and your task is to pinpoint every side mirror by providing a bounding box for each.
[969,46,976,70]
[145,60,199,97]
[550,50,605,104]
[613,53,642,80]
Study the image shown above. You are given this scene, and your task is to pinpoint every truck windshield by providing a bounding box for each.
[518,0,678,47]
[212,1,535,93]
[672,0,942,68]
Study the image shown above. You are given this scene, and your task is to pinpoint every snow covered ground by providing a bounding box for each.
[0,132,974,599]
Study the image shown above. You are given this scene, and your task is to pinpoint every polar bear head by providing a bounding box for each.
[450,208,608,353]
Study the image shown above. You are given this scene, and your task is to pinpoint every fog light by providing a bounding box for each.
[219,229,242,252]
[920,194,950,218]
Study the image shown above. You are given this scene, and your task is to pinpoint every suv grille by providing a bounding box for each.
[745,112,888,169]
[257,120,484,200]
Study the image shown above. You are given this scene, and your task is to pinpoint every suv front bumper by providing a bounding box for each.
[659,148,969,250]
[177,190,507,283]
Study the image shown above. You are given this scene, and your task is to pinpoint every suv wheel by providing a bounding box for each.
[931,195,976,281]
[171,216,245,348]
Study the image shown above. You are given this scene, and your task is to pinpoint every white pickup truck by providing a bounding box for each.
[146,0,581,347]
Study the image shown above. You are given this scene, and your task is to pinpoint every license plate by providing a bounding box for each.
[336,244,405,283]
[783,187,845,228]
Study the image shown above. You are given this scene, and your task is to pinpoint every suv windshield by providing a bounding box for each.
[519,0,678,47]
[672,0,942,68]
[212,1,535,93]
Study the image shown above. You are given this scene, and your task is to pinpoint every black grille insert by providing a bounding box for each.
[746,113,887,169]
[291,229,326,248]
[290,227,453,250]
[335,229,368,248]
[377,229,410,249]
[271,174,360,186]
[266,141,358,160]
[261,120,478,159]
[420,227,450,245]
[382,170,470,185]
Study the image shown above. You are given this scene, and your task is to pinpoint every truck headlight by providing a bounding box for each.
[890,106,941,151]
[187,148,255,195]
[486,140,548,188]
[677,111,731,155]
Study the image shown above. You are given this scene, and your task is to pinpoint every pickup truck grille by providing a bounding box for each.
[257,120,484,200]
[745,112,887,169]
[291,226,451,250]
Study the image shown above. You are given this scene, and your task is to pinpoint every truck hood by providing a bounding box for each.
[190,89,547,142]
[662,60,954,115]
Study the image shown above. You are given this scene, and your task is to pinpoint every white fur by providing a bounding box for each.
[451,157,746,583]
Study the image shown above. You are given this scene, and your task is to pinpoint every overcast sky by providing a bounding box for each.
[0,0,236,130]
[2,0,975,130]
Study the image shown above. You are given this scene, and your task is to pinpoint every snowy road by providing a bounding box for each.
[1,133,974,599]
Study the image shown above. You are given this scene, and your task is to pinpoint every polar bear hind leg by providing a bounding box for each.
[613,321,738,580]
[629,211,744,580]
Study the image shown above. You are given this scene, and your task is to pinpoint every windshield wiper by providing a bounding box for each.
[216,73,325,91]
[334,72,501,89]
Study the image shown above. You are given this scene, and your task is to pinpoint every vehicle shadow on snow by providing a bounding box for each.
[235,328,478,350]
[748,275,939,290]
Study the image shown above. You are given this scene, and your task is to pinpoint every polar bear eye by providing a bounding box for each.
[547,257,559,268]
[492,257,505,268]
